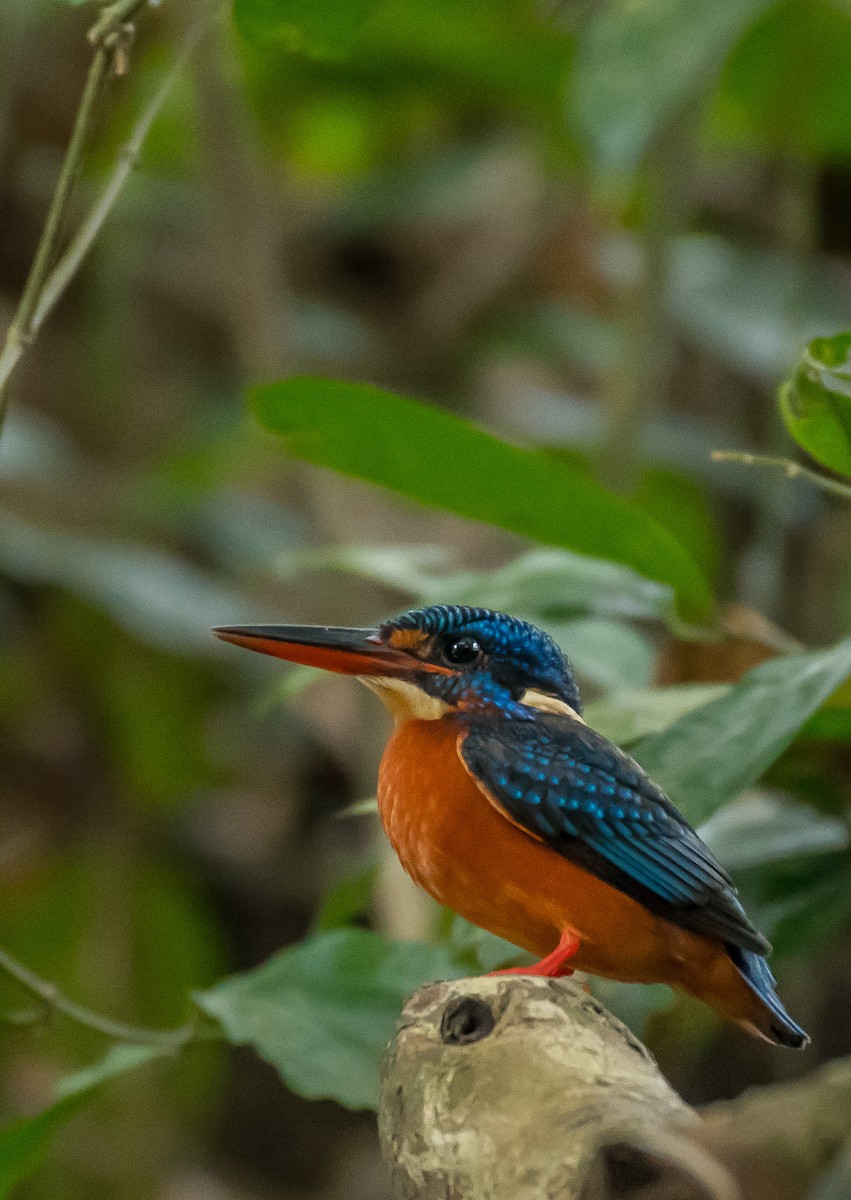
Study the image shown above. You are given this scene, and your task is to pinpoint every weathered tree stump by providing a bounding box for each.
[378,976,851,1200]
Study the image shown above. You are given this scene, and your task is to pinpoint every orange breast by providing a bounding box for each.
[378,716,716,985]
[377,715,780,1040]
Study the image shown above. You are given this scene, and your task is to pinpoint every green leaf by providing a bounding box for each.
[697,792,849,871]
[55,1043,167,1100]
[633,638,851,825]
[250,378,713,623]
[233,0,374,56]
[195,930,463,1109]
[289,544,681,629]
[546,618,654,690]
[0,1044,163,1198]
[570,0,773,176]
[712,0,851,159]
[0,511,258,656]
[740,852,851,956]
[779,333,851,477]
[585,683,730,747]
[0,1097,86,1199]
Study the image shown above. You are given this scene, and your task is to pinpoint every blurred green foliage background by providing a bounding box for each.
[4,0,851,1195]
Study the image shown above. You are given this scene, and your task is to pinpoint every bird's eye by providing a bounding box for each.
[442,636,482,666]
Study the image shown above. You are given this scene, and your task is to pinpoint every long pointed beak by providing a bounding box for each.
[212,624,422,677]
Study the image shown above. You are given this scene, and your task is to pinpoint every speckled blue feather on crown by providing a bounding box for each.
[381,605,582,715]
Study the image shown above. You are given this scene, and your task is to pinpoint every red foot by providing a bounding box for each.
[488,929,580,979]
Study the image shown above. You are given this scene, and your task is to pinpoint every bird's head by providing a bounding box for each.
[213,605,581,722]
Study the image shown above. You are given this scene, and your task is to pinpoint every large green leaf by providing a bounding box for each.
[633,638,851,825]
[0,1045,163,1199]
[570,0,773,175]
[250,378,713,622]
[779,333,851,477]
[196,930,463,1109]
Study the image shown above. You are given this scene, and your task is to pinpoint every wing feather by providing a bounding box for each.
[459,713,769,955]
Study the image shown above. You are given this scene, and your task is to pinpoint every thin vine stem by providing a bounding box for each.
[712,450,851,501]
[0,0,217,434]
[0,946,196,1048]
[29,8,217,340]
[0,1,150,428]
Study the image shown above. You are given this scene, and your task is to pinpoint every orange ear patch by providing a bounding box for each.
[387,628,430,654]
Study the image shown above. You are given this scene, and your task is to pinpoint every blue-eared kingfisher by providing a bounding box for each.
[213,605,808,1048]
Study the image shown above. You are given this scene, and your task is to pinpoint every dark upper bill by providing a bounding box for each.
[212,624,419,676]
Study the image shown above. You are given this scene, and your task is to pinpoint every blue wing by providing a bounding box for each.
[459,713,770,955]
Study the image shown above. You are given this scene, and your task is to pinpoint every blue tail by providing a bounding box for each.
[726,944,809,1049]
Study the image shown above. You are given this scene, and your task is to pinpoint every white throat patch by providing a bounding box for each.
[359,676,451,723]
[359,677,583,725]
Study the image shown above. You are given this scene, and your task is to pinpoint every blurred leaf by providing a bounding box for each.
[0,407,81,483]
[0,1098,85,1200]
[335,796,380,818]
[313,862,378,932]
[547,618,654,690]
[779,333,851,476]
[290,544,681,629]
[233,0,374,56]
[240,0,571,142]
[669,235,849,381]
[713,0,851,159]
[741,852,851,956]
[634,637,851,824]
[571,0,772,176]
[585,683,730,746]
[0,512,259,656]
[499,303,622,375]
[0,1044,163,1199]
[443,914,529,973]
[55,1043,167,1100]
[636,467,720,586]
[357,1,570,111]
[698,792,849,871]
[251,378,713,622]
[196,929,463,1109]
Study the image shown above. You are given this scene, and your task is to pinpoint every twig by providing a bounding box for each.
[0,0,151,425]
[0,946,194,1047]
[29,8,218,340]
[0,0,217,431]
[87,0,155,49]
[712,450,851,501]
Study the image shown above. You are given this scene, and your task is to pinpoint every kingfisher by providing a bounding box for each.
[213,605,808,1048]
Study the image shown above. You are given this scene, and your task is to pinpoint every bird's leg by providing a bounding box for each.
[488,929,580,978]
